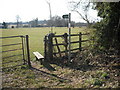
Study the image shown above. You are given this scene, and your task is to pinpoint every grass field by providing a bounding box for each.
[1,27,119,88]
[1,27,90,60]
[1,27,91,88]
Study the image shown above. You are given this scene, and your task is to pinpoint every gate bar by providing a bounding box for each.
[0,43,22,47]
[0,35,25,39]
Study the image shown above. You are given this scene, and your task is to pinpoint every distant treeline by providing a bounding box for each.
[0,16,87,28]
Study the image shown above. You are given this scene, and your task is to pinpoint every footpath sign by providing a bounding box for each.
[62,13,71,61]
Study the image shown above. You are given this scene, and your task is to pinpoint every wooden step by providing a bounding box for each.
[33,52,44,60]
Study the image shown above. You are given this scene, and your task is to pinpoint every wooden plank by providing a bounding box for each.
[53,35,63,37]
[71,41,79,44]
[53,34,79,37]
[33,52,44,59]
[71,48,79,51]
[81,40,89,42]
[70,34,79,36]
[53,43,64,46]
[54,38,62,57]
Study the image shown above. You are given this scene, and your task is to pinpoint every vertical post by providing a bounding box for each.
[0,29,2,89]
[55,38,61,57]
[21,36,25,64]
[44,36,47,61]
[68,13,71,61]
[79,32,82,51]
[48,33,53,61]
[63,33,68,56]
[26,35,31,68]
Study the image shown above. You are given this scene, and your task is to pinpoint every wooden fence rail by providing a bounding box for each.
[44,32,89,61]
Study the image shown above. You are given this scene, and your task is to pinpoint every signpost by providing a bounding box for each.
[62,14,69,19]
[62,13,71,61]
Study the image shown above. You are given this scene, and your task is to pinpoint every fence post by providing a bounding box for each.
[21,36,26,64]
[48,33,54,61]
[79,32,82,51]
[44,35,47,61]
[26,35,31,68]
[63,33,68,56]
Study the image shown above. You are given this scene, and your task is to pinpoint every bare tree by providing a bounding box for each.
[29,18,38,27]
[16,15,20,28]
[46,0,53,32]
[46,0,52,20]
[69,0,93,27]
[2,22,8,29]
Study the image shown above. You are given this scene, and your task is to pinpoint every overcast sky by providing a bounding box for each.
[0,0,100,23]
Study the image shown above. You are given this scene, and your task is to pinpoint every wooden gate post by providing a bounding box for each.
[79,32,82,51]
[44,35,47,61]
[26,35,31,68]
[63,33,68,56]
[48,33,54,60]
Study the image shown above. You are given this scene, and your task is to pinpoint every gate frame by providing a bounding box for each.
[0,35,31,69]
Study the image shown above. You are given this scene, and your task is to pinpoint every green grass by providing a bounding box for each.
[1,27,90,73]
[1,27,119,88]
[1,27,90,60]
[0,27,90,88]
[1,27,92,72]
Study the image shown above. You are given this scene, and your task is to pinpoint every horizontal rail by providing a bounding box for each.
[2,54,23,59]
[0,43,22,47]
[0,35,25,39]
[53,33,89,37]
[53,35,63,37]
[1,48,22,53]
[71,41,80,44]
[2,59,22,64]
[50,33,89,38]
[53,34,80,37]
[53,40,83,46]
[53,43,65,46]
[81,40,89,42]
[70,34,80,36]
[71,48,80,51]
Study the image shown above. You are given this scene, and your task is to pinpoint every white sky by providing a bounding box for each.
[0,0,100,23]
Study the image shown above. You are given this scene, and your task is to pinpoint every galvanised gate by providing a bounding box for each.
[0,35,31,70]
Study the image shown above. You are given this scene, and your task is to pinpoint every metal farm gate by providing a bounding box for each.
[0,35,31,70]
